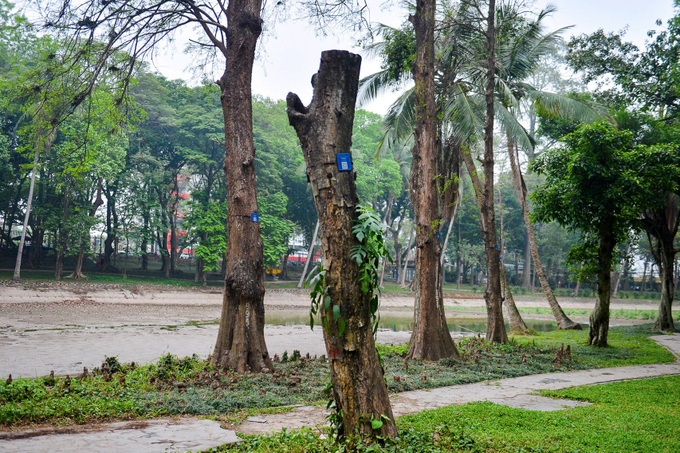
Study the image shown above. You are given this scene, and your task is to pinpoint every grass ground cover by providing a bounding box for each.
[0,325,672,428]
[514,306,679,321]
[215,375,680,452]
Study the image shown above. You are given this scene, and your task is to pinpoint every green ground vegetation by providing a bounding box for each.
[220,375,680,452]
[0,325,673,428]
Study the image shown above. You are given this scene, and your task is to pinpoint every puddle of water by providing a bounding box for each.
[265,310,556,334]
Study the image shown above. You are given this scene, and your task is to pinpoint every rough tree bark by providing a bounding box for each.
[407,0,459,360]
[480,0,507,343]
[643,196,680,332]
[287,49,397,440]
[590,232,616,346]
[212,0,272,373]
[507,139,581,330]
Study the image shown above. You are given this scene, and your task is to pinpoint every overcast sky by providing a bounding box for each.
[151,0,677,113]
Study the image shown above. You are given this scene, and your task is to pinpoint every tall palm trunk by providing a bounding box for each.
[507,138,581,330]
[462,147,528,334]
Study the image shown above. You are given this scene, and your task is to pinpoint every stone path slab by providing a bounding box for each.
[0,418,239,453]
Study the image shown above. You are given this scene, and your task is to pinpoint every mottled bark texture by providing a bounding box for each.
[212,0,272,373]
[287,50,397,440]
[407,0,459,360]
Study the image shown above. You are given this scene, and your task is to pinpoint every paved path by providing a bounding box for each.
[1,334,679,452]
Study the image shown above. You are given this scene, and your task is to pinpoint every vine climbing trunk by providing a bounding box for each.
[212,0,272,373]
[287,50,397,441]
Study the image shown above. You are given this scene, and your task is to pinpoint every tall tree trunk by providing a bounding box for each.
[590,232,615,346]
[212,0,271,373]
[655,245,676,332]
[644,198,680,332]
[297,220,320,288]
[407,0,459,360]
[287,49,397,440]
[28,227,44,268]
[501,265,529,333]
[497,180,528,334]
[480,0,507,343]
[400,230,415,288]
[103,184,119,272]
[507,139,581,330]
[521,231,532,288]
[462,147,528,335]
[69,183,104,279]
[12,150,39,281]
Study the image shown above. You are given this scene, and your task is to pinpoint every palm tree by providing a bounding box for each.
[360,0,601,331]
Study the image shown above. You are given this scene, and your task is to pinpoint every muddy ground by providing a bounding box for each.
[0,281,659,379]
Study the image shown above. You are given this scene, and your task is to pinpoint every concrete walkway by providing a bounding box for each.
[1,334,679,452]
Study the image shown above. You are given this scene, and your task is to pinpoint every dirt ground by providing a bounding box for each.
[0,280,660,379]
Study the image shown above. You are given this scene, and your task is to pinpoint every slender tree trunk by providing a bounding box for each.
[400,230,414,287]
[12,148,40,282]
[480,0,507,343]
[498,181,528,334]
[297,220,320,288]
[522,232,532,288]
[655,246,676,332]
[440,199,459,278]
[407,0,459,359]
[507,139,580,329]
[590,232,615,347]
[501,265,529,333]
[462,147,528,336]
[69,184,104,279]
[212,0,271,373]
[287,49,397,440]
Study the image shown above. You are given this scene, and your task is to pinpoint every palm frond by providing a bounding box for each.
[495,102,534,152]
[525,86,607,123]
[357,69,398,108]
[382,87,416,148]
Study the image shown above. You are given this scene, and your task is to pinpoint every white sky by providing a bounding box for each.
[151,0,677,113]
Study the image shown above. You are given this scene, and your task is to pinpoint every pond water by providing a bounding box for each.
[265,310,557,334]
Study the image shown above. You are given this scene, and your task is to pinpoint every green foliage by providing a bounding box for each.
[0,325,672,429]
[380,24,416,83]
[351,205,392,334]
[307,266,328,331]
[215,375,680,452]
[259,192,295,269]
[531,121,680,278]
[185,200,227,271]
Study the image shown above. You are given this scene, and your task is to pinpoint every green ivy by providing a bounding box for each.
[351,204,392,335]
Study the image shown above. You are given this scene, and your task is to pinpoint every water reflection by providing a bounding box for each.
[265,310,556,334]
